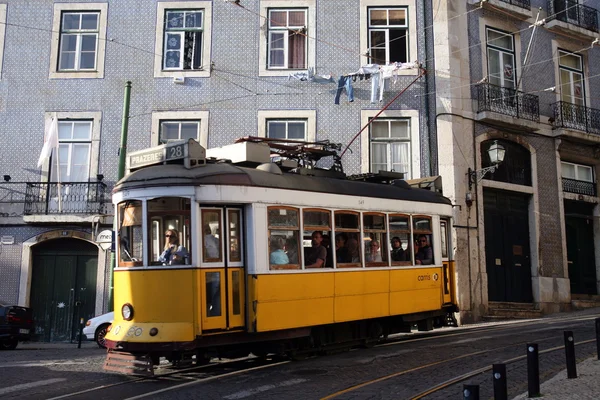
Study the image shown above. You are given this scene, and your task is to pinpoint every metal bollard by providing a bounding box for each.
[596,318,600,360]
[78,318,84,349]
[564,331,577,379]
[527,343,540,398]
[492,363,508,400]
[463,384,480,400]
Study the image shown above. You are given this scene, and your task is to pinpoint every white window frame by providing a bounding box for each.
[266,119,308,141]
[151,111,209,147]
[267,8,307,70]
[478,18,522,91]
[58,12,100,72]
[360,109,420,179]
[552,39,590,107]
[259,0,315,77]
[360,0,417,76]
[154,2,212,78]
[257,110,316,141]
[49,3,108,79]
[558,49,585,106]
[367,7,408,65]
[162,9,204,71]
[369,118,411,175]
[40,112,102,183]
[561,161,594,183]
[0,5,7,80]
[486,27,516,89]
[159,120,202,144]
[56,121,93,183]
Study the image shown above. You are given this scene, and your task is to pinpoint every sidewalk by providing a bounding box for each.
[513,357,600,399]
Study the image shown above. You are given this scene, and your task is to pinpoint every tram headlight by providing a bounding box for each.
[121,303,134,321]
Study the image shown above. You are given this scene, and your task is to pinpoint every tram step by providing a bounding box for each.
[104,350,154,376]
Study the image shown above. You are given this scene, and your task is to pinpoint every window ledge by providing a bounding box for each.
[545,19,599,41]
[49,70,103,79]
[551,127,600,144]
[23,214,104,224]
[563,191,598,202]
[467,0,532,20]
[154,70,211,78]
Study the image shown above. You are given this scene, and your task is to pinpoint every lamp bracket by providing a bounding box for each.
[468,165,499,191]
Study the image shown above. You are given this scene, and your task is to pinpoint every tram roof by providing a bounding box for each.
[114,163,451,205]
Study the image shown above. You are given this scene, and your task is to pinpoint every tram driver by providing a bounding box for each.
[305,231,327,268]
[158,229,189,265]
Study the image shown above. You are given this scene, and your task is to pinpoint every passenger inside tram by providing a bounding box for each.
[390,236,408,261]
[304,230,327,268]
[269,236,289,265]
[415,234,433,265]
[335,233,351,263]
[158,229,189,265]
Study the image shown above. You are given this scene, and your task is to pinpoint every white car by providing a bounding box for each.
[83,311,114,348]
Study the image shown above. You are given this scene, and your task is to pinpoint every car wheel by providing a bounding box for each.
[95,324,110,348]
[0,339,18,350]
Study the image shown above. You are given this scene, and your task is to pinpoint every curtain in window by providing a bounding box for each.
[288,33,306,69]
[183,32,202,69]
[391,142,410,174]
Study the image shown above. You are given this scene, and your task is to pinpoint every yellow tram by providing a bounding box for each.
[104,138,458,375]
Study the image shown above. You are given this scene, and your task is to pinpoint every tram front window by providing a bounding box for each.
[148,197,192,266]
[118,201,143,266]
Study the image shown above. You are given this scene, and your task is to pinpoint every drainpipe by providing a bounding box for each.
[421,0,436,176]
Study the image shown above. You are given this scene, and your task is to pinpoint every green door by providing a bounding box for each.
[31,239,98,342]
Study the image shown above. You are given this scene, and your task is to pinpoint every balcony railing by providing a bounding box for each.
[548,0,599,33]
[552,101,600,135]
[498,0,531,9]
[24,182,108,215]
[476,83,540,122]
[562,177,597,196]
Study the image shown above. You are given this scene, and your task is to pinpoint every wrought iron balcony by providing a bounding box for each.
[562,177,597,196]
[24,181,108,215]
[547,0,599,33]
[499,0,530,9]
[476,83,540,123]
[552,101,600,135]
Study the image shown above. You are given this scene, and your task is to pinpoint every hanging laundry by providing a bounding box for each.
[335,76,354,104]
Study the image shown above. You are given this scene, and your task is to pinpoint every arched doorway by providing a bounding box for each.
[30,238,98,342]
[482,139,533,303]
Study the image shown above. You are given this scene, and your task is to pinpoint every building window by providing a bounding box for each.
[163,10,204,71]
[259,0,315,77]
[151,111,209,147]
[258,110,316,141]
[559,50,585,106]
[267,9,307,69]
[160,120,201,143]
[369,118,411,175]
[49,3,108,79]
[267,119,307,140]
[54,120,92,182]
[486,27,516,88]
[367,7,407,64]
[154,2,212,78]
[59,12,99,71]
[360,0,417,75]
[561,161,593,182]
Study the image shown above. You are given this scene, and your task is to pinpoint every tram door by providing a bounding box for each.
[200,207,245,331]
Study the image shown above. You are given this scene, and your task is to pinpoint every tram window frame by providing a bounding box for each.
[363,212,388,267]
[334,211,362,268]
[413,215,434,265]
[389,213,412,266]
[302,208,332,269]
[202,208,224,263]
[227,209,243,264]
[268,206,301,270]
[440,219,449,260]
[118,200,144,267]
[147,197,192,266]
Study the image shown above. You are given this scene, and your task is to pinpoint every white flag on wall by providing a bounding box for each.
[37,114,59,168]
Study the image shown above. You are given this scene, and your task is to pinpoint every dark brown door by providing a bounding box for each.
[565,201,597,295]
[484,189,533,303]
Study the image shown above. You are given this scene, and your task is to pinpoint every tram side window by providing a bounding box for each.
[303,209,332,269]
[118,201,143,266]
[202,209,222,263]
[364,213,388,266]
[148,197,192,266]
[389,214,412,266]
[268,207,300,270]
[334,211,361,267]
[413,216,433,265]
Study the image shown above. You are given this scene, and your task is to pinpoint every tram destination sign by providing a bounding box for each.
[127,139,206,172]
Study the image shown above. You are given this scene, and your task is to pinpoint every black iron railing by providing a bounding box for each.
[476,83,540,122]
[552,101,600,135]
[498,0,531,10]
[562,177,597,196]
[24,182,108,215]
[548,0,599,32]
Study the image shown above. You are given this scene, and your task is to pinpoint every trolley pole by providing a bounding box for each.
[107,81,132,312]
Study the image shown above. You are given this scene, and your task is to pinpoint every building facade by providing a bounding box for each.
[0,0,440,341]
[436,0,600,322]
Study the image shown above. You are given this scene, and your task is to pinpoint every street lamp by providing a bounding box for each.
[467,140,506,191]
